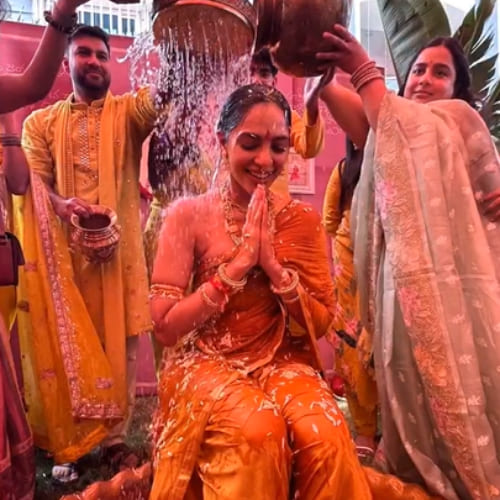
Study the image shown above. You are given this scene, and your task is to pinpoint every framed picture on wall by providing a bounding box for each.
[288,148,315,194]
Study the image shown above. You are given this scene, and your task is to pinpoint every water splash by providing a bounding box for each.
[125,16,251,199]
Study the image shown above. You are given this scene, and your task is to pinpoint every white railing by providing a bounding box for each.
[10,0,152,36]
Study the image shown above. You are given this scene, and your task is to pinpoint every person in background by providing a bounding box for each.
[0,0,92,495]
[322,138,378,462]
[17,24,158,483]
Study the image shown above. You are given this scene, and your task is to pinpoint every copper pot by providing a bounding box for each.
[70,205,121,264]
[255,0,352,77]
[152,0,257,58]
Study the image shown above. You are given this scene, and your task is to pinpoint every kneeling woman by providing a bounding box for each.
[149,84,436,500]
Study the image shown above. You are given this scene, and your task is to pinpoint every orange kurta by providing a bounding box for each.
[150,199,439,500]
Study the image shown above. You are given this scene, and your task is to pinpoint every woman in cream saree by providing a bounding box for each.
[318,28,500,499]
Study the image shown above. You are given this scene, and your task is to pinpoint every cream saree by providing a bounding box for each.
[353,93,500,499]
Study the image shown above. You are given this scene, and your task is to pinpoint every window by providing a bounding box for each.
[103,13,110,31]
[112,14,118,34]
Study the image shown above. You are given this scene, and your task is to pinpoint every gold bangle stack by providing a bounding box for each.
[350,60,384,93]
[217,263,247,292]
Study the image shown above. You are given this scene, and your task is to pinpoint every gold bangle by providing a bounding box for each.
[282,293,300,304]
[217,263,247,291]
[149,283,184,301]
[270,268,300,295]
[199,283,225,310]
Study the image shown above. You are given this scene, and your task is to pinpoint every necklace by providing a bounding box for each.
[219,182,275,247]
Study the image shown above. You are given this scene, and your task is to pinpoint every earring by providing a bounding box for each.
[211,149,229,188]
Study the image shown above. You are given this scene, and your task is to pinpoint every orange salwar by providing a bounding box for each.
[150,200,439,500]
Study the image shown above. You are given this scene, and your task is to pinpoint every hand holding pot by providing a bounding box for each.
[317,24,371,75]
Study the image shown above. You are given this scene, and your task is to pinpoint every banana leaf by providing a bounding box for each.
[376,0,451,88]
[454,0,497,96]
[481,78,500,145]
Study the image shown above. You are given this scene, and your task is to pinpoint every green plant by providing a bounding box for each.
[376,0,499,141]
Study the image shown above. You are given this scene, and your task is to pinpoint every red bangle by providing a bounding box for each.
[209,274,233,297]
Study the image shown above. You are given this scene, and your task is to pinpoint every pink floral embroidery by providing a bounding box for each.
[376,180,397,221]
[398,286,422,327]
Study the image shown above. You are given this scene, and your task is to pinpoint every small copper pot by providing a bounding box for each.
[70,205,121,264]
[152,0,257,57]
[255,0,353,77]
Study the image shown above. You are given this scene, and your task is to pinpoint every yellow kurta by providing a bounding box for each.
[15,88,156,463]
[271,109,324,196]
[323,163,378,439]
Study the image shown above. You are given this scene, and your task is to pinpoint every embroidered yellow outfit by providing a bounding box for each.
[15,88,156,463]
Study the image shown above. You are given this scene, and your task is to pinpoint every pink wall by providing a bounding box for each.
[276,73,347,214]
[0,21,134,130]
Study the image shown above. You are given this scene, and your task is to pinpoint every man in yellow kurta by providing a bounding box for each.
[250,48,326,195]
[17,25,157,482]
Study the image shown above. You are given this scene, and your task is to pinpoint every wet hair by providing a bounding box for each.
[250,48,278,77]
[68,24,110,54]
[217,84,291,140]
[399,37,477,108]
[339,138,363,213]
[0,0,10,21]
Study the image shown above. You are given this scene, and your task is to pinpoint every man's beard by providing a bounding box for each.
[74,69,110,95]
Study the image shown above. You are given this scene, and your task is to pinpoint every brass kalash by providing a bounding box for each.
[150,0,352,76]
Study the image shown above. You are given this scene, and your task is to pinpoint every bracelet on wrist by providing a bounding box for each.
[199,283,227,312]
[0,134,21,147]
[217,263,247,292]
[270,268,300,296]
[44,9,78,35]
[209,273,234,298]
[350,60,384,94]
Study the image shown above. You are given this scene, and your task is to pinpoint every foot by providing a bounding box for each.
[52,462,78,484]
[101,442,140,473]
[355,435,376,464]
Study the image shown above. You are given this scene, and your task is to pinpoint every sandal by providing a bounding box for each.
[102,443,140,473]
[356,445,375,464]
[52,462,78,484]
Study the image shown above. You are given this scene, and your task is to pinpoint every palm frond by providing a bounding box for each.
[376,0,451,87]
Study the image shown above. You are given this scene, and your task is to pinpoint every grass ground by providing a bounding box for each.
[34,393,364,499]
[34,395,157,500]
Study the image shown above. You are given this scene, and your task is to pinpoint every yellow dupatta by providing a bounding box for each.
[13,91,152,462]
